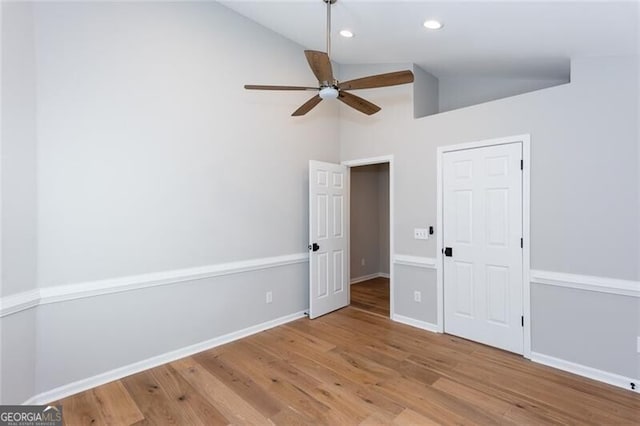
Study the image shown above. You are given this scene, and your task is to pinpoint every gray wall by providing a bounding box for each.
[413,65,439,118]
[438,75,570,113]
[394,266,437,324]
[339,56,639,378]
[412,64,569,117]
[1,1,38,404]
[35,264,308,394]
[0,310,36,405]
[531,284,638,378]
[377,165,390,275]
[350,164,389,279]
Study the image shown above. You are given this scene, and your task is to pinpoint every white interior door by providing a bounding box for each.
[309,160,349,319]
[443,142,523,354]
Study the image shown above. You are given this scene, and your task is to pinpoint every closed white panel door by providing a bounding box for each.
[309,160,349,319]
[443,143,523,354]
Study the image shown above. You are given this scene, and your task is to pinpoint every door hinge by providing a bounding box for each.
[520,238,523,248]
[521,316,524,327]
[520,159,523,170]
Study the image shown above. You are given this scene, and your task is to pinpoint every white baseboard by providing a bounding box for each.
[24,310,306,405]
[530,351,639,394]
[392,314,440,333]
[350,272,389,285]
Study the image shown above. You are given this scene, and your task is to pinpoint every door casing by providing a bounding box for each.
[436,134,531,358]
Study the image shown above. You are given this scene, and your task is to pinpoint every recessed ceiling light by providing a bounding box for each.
[423,20,443,30]
[339,29,354,38]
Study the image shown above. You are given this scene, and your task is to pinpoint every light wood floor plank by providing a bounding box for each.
[192,350,282,419]
[121,365,224,425]
[56,306,640,425]
[171,357,271,425]
[56,387,108,426]
[392,408,440,426]
[91,381,144,425]
[351,278,390,317]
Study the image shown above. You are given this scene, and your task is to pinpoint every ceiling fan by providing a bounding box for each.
[244,0,415,116]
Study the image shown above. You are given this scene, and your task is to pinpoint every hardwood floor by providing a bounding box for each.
[350,277,390,317]
[55,307,640,425]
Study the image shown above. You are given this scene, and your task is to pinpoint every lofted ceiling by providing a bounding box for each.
[221,0,639,80]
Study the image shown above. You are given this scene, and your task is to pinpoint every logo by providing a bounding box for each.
[0,405,62,426]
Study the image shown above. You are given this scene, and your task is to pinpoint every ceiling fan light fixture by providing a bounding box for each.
[319,86,339,99]
[244,0,415,117]
[339,29,354,38]
[423,19,443,30]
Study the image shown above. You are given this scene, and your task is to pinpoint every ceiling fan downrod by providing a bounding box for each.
[324,0,337,58]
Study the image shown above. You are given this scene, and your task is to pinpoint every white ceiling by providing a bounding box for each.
[221,0,639,80]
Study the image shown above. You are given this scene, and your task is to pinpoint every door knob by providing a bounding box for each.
[443,247,453,257]
[308,243,320,252]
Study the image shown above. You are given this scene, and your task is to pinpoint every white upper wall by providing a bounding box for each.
[340,56,639,281]
[16,1,639,288]
[32,1,340,287]
[1,2,38,297]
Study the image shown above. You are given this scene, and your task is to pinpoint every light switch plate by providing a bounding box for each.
[414,228,429,240]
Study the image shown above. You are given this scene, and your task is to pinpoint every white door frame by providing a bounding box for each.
[342,155,394,318]
[436,134,531,358]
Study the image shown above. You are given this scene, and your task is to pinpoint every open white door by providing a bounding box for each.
[309,160,349,319]
[443,142,523,354]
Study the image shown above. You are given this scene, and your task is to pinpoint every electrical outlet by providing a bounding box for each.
[414,291,421,302]
[266,291,273,304]
[361,258,366,266]
[414,228,429,240]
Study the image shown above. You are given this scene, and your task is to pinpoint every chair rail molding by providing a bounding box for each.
[530,269,640,298]
[393,254,437,269]
[0,253,309,317]
[0,290,40,317]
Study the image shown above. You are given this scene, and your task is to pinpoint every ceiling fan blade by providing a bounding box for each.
[292,95,322,116]
[304,50,334,84]
[338,91,381,115]
[339,70,414,91]
[244,85,318,91]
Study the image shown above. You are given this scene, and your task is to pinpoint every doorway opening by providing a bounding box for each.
[348,162,391,318]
